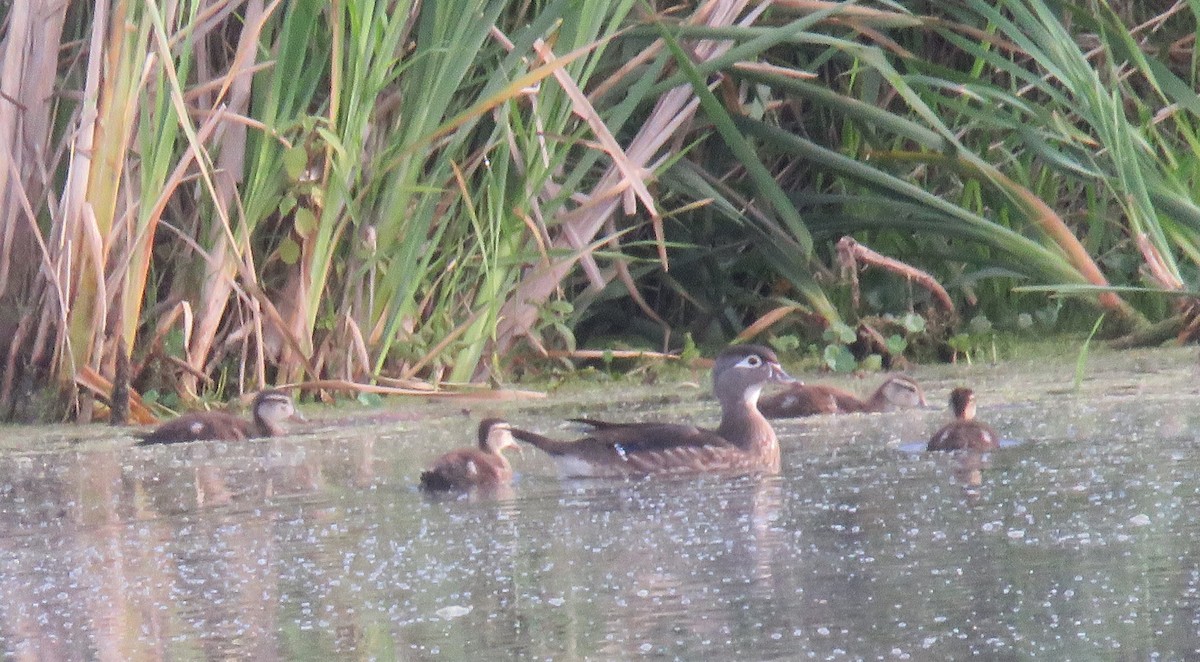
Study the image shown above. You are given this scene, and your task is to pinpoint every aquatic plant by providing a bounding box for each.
[0,1,1195,420]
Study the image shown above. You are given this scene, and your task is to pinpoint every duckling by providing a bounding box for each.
[419,419,520,491]
[136,389,304,445]
[508,345,796,478]
[758,374,926,418]
[927,387,999,452]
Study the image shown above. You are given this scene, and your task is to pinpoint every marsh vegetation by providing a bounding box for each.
[1,1,1197,421]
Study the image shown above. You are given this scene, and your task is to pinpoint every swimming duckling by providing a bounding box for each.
[758,375,926,418]
[927,387,999,452]
[508,345,796,478]
[419,419,520,491]
[136,389,304,445]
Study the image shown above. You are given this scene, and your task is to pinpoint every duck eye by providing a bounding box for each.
[741,354,763,368]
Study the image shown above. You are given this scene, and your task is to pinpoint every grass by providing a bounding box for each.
[1074,313,1107,391]
[0,0,1196,421]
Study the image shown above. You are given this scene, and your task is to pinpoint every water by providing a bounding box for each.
[2,346,1200,659]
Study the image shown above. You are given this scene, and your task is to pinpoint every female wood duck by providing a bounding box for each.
[927,387,999,452]
[507,344,796,478]
[757,375,926,418]
[419,419,520,491]
[136,389,304,445]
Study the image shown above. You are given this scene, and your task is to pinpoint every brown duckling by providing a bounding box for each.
[508,344,796,478]
[419,419,520,491]
[758,374,926,418]
[927,387,999,452]
[136,389,304,445]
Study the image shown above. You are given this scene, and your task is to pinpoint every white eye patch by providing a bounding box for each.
[736,354,764,368]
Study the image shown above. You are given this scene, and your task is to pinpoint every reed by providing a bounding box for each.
[0,0,1195,421]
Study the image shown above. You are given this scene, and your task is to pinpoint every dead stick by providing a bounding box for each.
[837,236,956,313]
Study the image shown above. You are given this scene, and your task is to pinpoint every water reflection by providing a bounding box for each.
[2,347,1200,658]
[521,476,788,659]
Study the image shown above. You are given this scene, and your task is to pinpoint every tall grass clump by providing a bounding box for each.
[570,0,1196,356]
[1,0,1196,422]
[1,0,653,419]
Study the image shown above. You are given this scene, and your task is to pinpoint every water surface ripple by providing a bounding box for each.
[2,347,1199,659]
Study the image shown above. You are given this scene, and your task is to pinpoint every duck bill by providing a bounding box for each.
[290,410,309,423]
[770,362,800,385]
[499,429,522,455]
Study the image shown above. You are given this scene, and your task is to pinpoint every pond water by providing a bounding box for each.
[2,346,1199,659]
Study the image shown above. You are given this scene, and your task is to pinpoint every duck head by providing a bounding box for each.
[712,344,798,408]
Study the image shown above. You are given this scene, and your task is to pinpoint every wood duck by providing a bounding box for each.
[135,389,304,445]
[757,375,926,418]
[508,344,796,478]
[927,387,999,452]
[419,419,520,491]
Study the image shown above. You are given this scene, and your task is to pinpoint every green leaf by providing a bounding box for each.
[947,333,973,352]
[680,333,700,362]
[294,206,318,237]
[283,145,308,182]
[544,300,574,316]
[823,344,856,373]
[769,335,800,353]
[357,392,383,407]
[553,322,576,352]
[279,193,297,216]
[280,236,301,265]
[165,329,185,356]
[861,354,883,371]
[968,315,993,334]
[885,334,908,355]
[822,321,856,344]
[900,313,926,333]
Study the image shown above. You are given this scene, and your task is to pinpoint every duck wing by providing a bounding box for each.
[510,423,748,477]
[927,421,1000,452]
[758,384,838,417]
[135,412,254,445]
[569,417,620,430]
[420,448,509,490]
